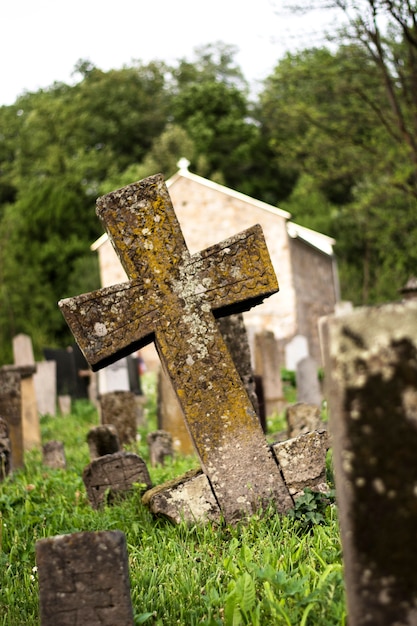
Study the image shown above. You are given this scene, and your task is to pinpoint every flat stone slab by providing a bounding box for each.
[142,468,221,524]
[83,451,152,509]
[272,430,330,498]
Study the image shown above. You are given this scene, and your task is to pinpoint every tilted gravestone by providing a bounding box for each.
[83,451,152,509]
[36,530,134,625]
[59,173,293,522]
[321,301,417,626]
[87,424,121,460]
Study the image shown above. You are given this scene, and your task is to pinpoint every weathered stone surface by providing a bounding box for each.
[83,451,152,509]
[36,530,134,626]
[322,301,417,626]
[272,430,329,498]
[147,430,173,466]
[60,174,293,522]
[142,468,221,524]
[254,330,285,417]
[12,333,41,450]
[99,390,137,445]
[87,424,121,460]
[0,368,23,469]
[42,440,66,469]
[286,402,324,438]
[0,417,11,480]
[296,356,322,407]
[157,367,194,454]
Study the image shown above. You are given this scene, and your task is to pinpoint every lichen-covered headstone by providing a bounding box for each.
[99,390,137,445]
[322,301,417,626]
[36,530,134,625]
[82,451,152,509]
[60,174,293,522]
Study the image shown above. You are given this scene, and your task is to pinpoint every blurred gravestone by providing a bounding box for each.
[322,301,417,626]
[285,334,309,371]
[147,430,173,466]
[42,440,66,469]
[295,356,322,408]
[0,368,23,469]
[34,360,56,416]
[99,390,137,445]
[13,334,40,450]
[0,416,11,479]
[254,329,285,417]
[36,530,134,626]
[87,424,121,460]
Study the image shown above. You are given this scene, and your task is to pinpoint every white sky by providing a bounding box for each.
[1,0,340,106]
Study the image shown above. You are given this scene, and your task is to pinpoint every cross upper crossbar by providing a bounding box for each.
[59,174,293,521]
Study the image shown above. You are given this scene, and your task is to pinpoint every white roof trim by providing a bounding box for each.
[91,167,335,257]
[287,222,335,256]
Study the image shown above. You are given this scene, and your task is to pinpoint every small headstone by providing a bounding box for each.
[36,530,134,626]
[147,430,173,466]
[87,424,121,460]
[100,390,137,446]
[272,430,329,499]
[0,417,12,480]
[296,356,322,407]
[142,468,221,524]
[322,301,417,626]
[34,360,57,416]
[42,440,66,469]
[286,402,324,438]
[254,329,285,417]
[285,334,309,371]
[58,395,71,415]
[12,333,41,450]
[0,368,23,469]
[82,451,152,509]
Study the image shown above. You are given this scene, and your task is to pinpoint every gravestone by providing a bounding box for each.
[83,451,152,509]
[87,424,121,460]
[296,356,322,407]
[99,390,137,445]
[36,530,134,626]
[0,417,11,479]
[157,367,194,454]
[286,402,324,438]
[254,329,285,417]
[322,301,417,626]
[60,173,293,522]
[42,440,66,469]
[147,430,173,466]
[272,430,329,498]
[0,368,23,469]
[12,334,41,449]
[285,334,309,371]
[34,360,56,416]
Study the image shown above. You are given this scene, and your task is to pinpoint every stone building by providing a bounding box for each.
[91,160,340,369]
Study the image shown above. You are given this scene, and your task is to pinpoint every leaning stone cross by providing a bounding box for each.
[59,174,293,522]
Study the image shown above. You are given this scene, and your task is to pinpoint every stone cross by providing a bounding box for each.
[321,301,417,625]
[59,174,293,522]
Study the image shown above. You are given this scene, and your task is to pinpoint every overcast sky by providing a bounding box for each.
[1,0,340,106]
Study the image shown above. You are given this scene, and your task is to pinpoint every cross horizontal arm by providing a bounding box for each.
[59,225,278,371]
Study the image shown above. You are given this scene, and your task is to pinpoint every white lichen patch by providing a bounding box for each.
[94,322,108,337]
[373,478,386,494]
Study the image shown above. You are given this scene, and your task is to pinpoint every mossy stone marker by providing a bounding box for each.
[59,174,293,522]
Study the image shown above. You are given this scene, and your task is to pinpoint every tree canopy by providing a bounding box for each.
[0,23,416,363]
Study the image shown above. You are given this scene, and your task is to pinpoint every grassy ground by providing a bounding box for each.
[0,375,346,625]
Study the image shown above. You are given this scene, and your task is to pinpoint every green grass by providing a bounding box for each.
[0,375,346,625]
